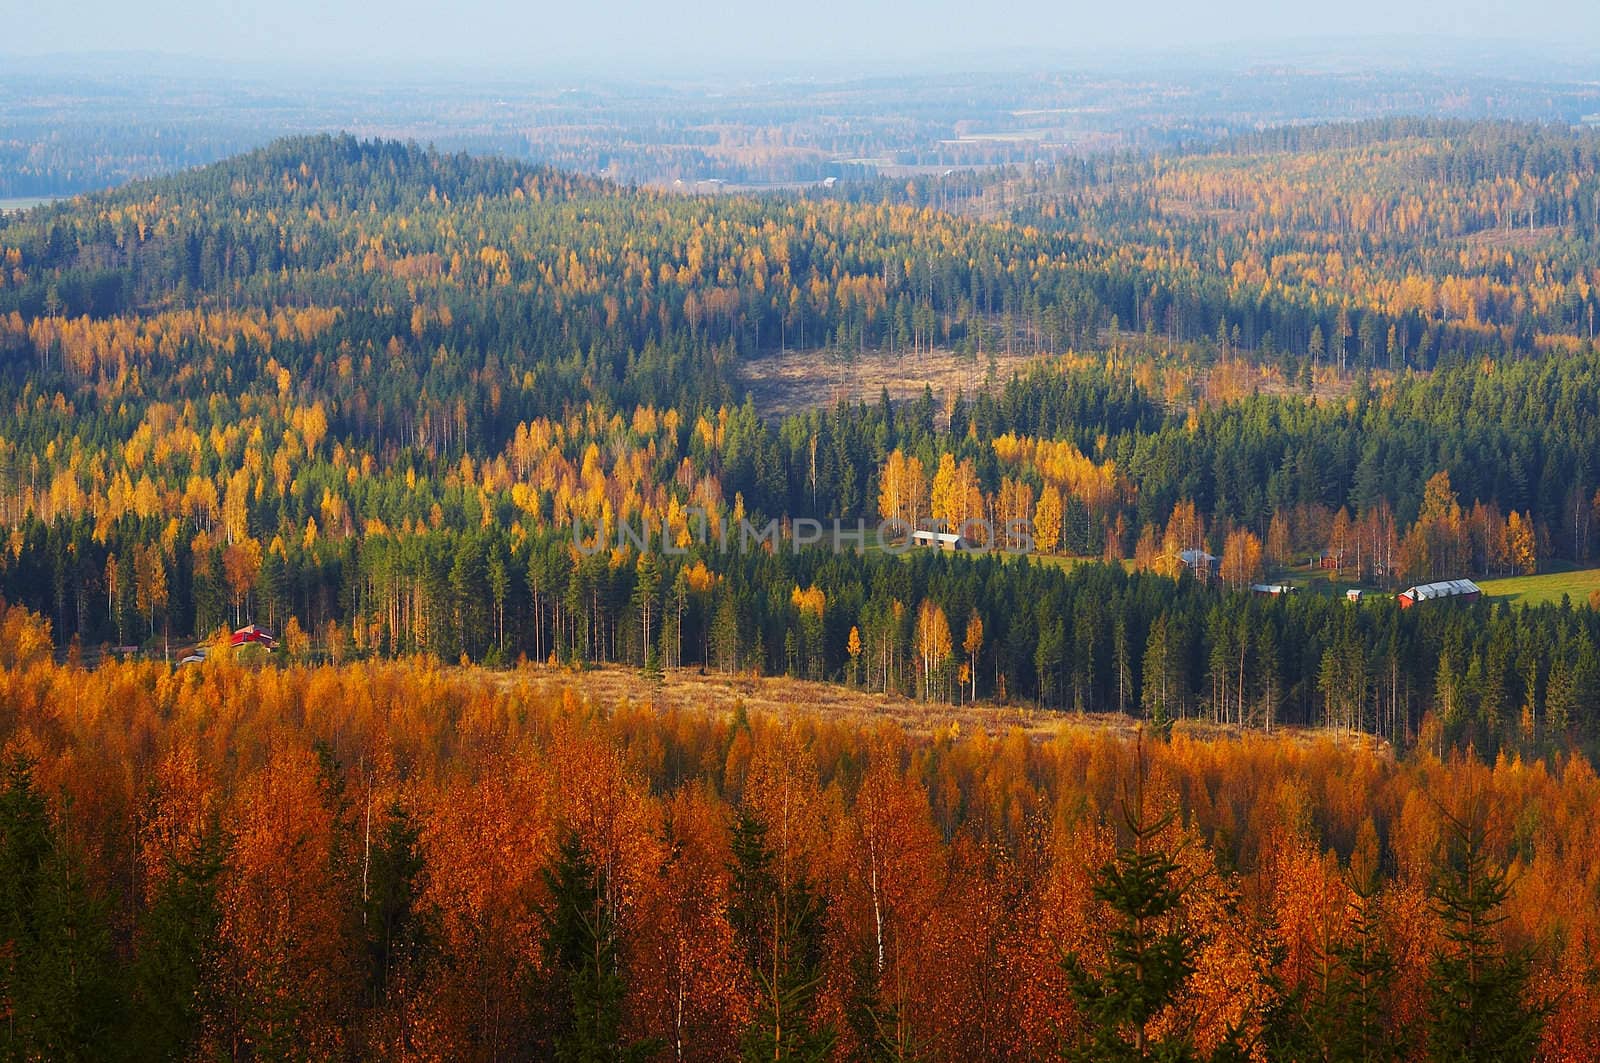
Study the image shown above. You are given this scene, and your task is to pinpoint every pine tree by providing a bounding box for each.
[1571,639,1600,745]
[541,833,659,1063]
[449,533,489,660]
[1543,648,1575,742]
[362,802,433,1007]
[633,552,661,673]
[1424,793,1544,1062]
[0,755,123,1060]
[849,950,923,1063]
[1035,618,1066,710]
[1142,616,1181,729]
[712,589,742,675]
[1061,733,1197,1062]
[1321,870,1402,1063]
[129,823,225,1061]
[642,644,664,684]
[728,808,833,1062]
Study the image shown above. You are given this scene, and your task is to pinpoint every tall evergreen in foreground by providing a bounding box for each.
[128,822,226,1061]
[1424,792,1545,1062]
[1321,870,1402,1063]
[542,833,659,1063]
[1061,733,1198,1062]
[0,755,123,1061]
[1260,864,1405,1062]
[360,800,434,1056]
[728,807,834,1063]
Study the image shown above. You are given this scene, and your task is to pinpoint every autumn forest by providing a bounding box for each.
[1,112,1599,1059]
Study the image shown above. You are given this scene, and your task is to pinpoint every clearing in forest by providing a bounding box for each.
[739,346,1043,419]
[487,661,1387,754]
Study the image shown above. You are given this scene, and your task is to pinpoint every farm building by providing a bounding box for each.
[1178,548,1219,576]
[1250,583,1298,597]
[911,529,976,551]
[231,624,277,649]
[1397,579,1481,609]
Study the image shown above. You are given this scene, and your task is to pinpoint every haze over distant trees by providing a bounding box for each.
[5,56,1600,196]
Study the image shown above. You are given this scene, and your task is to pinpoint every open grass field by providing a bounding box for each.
[831,547,1600,614]
[1271,566,1390,600]
[0,196,61,215]
[1478,564,1600,608]
[1216,563,1600,610]
[1028,552,1134,574]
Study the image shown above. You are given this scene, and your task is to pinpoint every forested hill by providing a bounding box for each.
[0,130,1599,762]
[0,132,1110,430]
[85,133,600,215]
[0,131,1081,355]
[0,134,612,318]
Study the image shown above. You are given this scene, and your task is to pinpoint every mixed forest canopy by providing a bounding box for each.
[0,605,1584,1059]
[2,85,1600,1063]
[0,128,1596,763]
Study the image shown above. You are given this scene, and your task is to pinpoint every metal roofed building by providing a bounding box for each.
[911,529,976,551]
[1397,579,1482,609]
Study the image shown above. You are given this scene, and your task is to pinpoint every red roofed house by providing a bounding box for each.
[231,624,276,649]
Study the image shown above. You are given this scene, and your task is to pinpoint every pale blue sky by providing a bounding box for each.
[3,0,1598,76]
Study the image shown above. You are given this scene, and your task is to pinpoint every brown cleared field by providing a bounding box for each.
[1461,223,1564,250]
[495,661,1063,738]
[486,661,1390,755]
[739,345,1044,419]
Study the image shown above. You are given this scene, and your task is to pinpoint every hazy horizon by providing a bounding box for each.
[7,4,1600,203]
[3,0,1599,81]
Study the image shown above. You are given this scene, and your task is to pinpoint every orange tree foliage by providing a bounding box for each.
[0,598,1593,1059]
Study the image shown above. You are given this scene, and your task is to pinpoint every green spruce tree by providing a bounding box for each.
[362,802,434,1008]
[128,821,225,1061]
[0,755,123,1060]
[848,951,923,1063]
[1061,732,1197,1062]
[1322,860,1402,1063]
[1424,793,1544,1062]
[541,833,659,1063]
[728,807,834,1062]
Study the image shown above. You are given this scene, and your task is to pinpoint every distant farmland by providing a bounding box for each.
[1478,565,1600,608]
